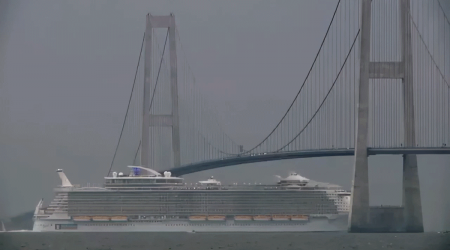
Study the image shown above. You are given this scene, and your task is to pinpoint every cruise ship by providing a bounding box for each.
[32,167,351,232]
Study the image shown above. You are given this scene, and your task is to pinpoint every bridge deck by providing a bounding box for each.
[163,148,450,176]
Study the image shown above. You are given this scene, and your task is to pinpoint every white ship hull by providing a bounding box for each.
[33,215,348,232]
[34,170,352,233]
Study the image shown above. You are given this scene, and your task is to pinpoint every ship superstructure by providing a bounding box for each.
[32,167,351,232]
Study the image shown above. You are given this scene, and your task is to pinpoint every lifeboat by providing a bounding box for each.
[72,216,91,222]
[253,215,271,221]
[291,215,309,221]
[272,215,291,221]
[207,215,226,221]
[92,216,110,221]
[189,215,207,221]
[110,216,128,222]
[234,215,252,221]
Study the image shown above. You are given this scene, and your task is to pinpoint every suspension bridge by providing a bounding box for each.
[107,0,450,232]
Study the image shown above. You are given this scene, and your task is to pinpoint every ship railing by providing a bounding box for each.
[370,205,403,208]
[101,186,346,191]
[79,183,103,188]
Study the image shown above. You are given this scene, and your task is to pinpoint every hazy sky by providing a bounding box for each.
[0,0,449,231]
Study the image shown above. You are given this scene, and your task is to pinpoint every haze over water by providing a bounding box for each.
[1,0,450,249]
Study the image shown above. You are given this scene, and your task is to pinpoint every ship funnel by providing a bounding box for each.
[56,169,73,187]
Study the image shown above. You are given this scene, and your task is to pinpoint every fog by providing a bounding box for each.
[0,0,449,231]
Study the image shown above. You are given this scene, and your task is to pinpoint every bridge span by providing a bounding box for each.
[162,147,450,176]
[111,0,450,233]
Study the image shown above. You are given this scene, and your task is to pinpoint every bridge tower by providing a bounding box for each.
[349,0,423,232]
[141,14,181,170]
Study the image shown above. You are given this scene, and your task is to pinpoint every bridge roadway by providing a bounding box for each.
[162,147,450,176]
